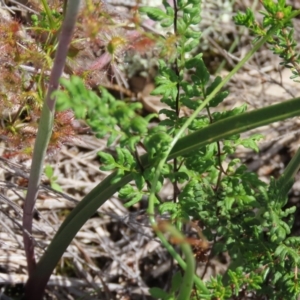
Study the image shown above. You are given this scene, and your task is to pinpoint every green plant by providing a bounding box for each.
[19,0,81,288]
[17,0,300,299]
[44,164,62,192]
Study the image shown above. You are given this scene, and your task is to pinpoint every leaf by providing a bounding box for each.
[122,148,135,168]
[262,267,270,281]
[124,193,143,207]
[159,202,178,214]
[209,91,229,107]
[118,184,135,199]
[139,7,167,21]
[99,164,116,171]
[51,182,63,192]
[212,104,248,121]
[190,14,201,25]
[273,271,283,284]
[165,6,174,17]
[206,76,222,95]
[115,147,124,165]
[131,116,148,134]
[132,173,145,190]
[188,0,201,4]
[151,83,177,98]
[185,29,201,39]
[186,55,210,86]
[224,197,235,210]
[161,17,174,27]
[233,8,255,27]
[262,16,273,28]
[184,38,199,52]
[167,171,189,183]
[107,132,119,147]
[110,169,125,184]
[44,164,54,178]
[159,109,178,120]
[170,272,182,293]
[177,18,188,35]
[238,134,264,152]
[149,287,169,299]
[98,152,115,165]
[263,0,277,14]
[126,136,141,152]
[185,53,203,69]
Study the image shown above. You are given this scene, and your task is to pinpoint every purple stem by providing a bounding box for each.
[22,0,81,297]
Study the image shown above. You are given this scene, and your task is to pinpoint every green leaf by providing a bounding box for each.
[188,0,201,4]
[124,193,143,207]
[177,18,188,35]
[131,116,148,134]
[122,148,135,168]
[262,16,273,28]
[170,272,183,293]
[119,184,135,199]
[151,83,177,97]
[238,134,264,152]
[132,173,145,190]
[98,152,115,165]
[107,132,119,147]
[184,38,199,52]
[186,55,210,86]
[44,164,54,178]
[161,17,174,27]
[159,202,178,214]
[144,132,173,162]
[110,169,125,184]
[149,287,170,299]
[262,0,277,15]
[209,91,229,107]
[100,164,116,171]
[206,76,222,95]
[126,136,141,152]
[278,0,286,9]
[115,147,124,165]
[185,29,201,39]
[234,8,255,27]
[139,7,167,21]
[51,182,63,192]
[165,5,174,17]
[224,197,235,210]
[167,171,189,183]
[190,13,201,25]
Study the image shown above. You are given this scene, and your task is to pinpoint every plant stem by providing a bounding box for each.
[41,0,55,29]
[23,0,80,285]
[156,222,196,300]
[156,231,209,294]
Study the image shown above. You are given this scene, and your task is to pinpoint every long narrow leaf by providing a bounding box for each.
[170,96,300,158]
[23,0,81,276]
[23,0,81,298]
